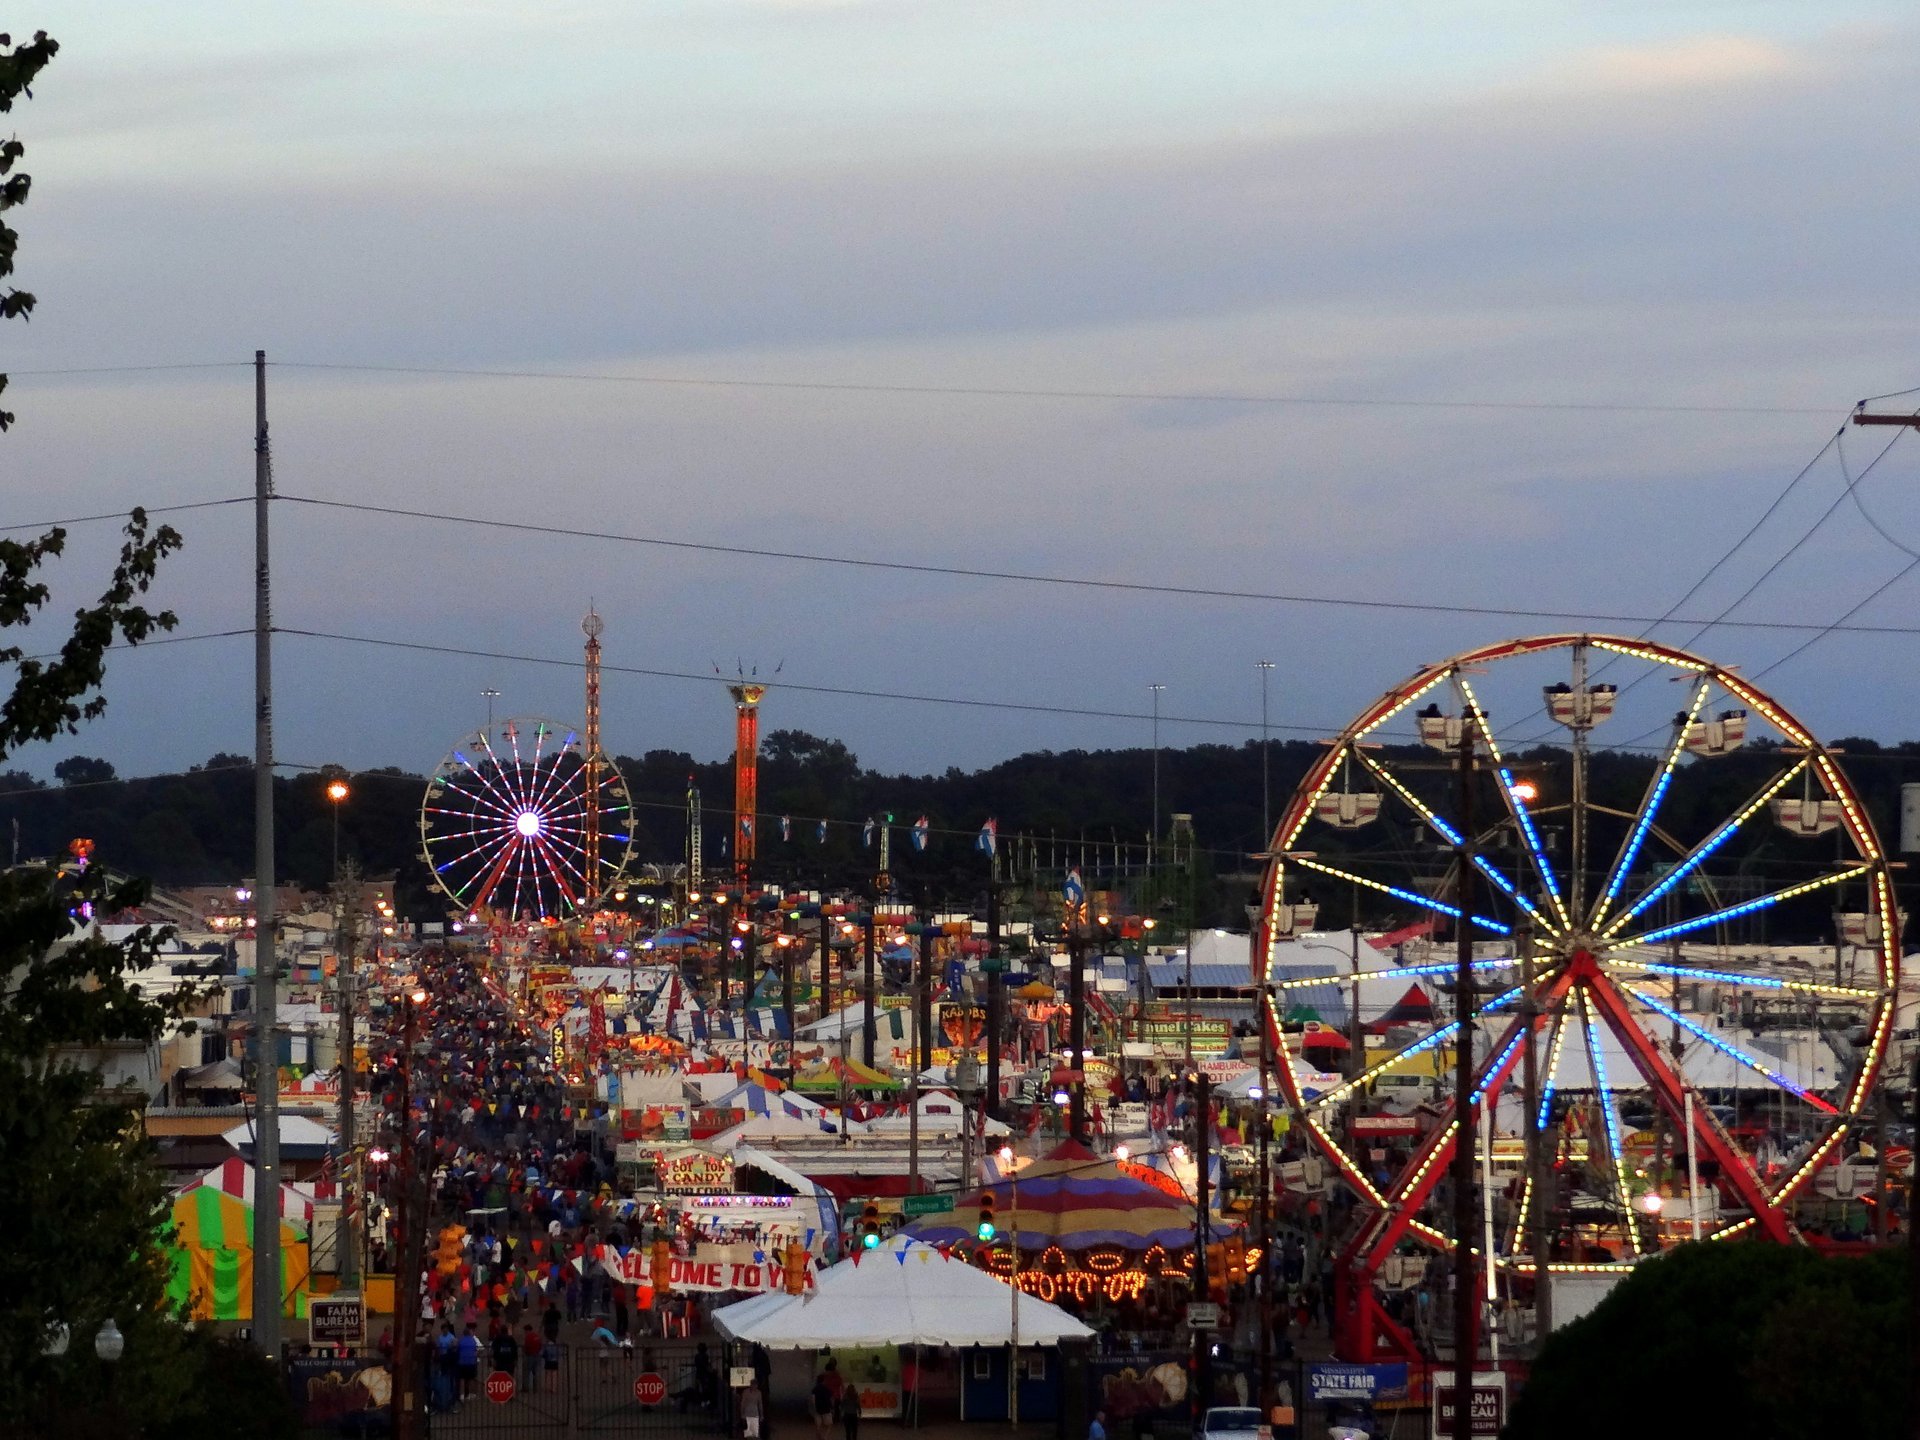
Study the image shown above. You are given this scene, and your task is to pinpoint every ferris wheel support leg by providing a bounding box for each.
[1332,1261,1420,1363]
[1582,974,1795,1243]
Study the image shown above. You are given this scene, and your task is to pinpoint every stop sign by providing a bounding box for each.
[485,1371,516,1405]
[635,1372,667,1407]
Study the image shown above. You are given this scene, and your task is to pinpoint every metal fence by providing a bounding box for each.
[292,1341,731,1439]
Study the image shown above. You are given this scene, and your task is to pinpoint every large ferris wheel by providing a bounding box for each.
[419,716,635,922]
[1254,634,1900,1360]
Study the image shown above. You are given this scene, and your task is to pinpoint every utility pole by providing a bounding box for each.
[336,865,362,1288]
[249,349,283,1356]
[862,910,878,1068]
[1149,684,1166,877]
[1258,660,1276,846]
[1255,993,1274,1413]
[1450,722,1478,1440]
[1519,924,1548,1338]
[1192,1069,1213,1415]
[986,878,1004,1122]
[1068,923,1088,1145]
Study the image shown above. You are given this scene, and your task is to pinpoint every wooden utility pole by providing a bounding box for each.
[335,864,362,1287]
[1850,406,1920,1440]
[249,348,283,1355]
[1451,723,1477,1440]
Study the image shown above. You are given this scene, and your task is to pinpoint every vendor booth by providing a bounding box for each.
[165,1185,311,1321]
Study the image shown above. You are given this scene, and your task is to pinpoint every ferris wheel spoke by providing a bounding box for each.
[450,752,527,824]
[466,739,538,822]
[1601,954,1882,1002]
[469,834,522,912]
[1455,676,1572,931]
[1288,855,1512,936]
[1589,680,1710,932]
[1509,1003,1572,1256]
[1608,864,1870,951]
[1351,749,1554,934]
[1575,988,1642,1256]
[1270,957,1523,992]
[528,832,583,910]
[1622,985,1839,1114]
[1581,972,1794,1242]
[1599,759,1810,939]
[434,777,521,827]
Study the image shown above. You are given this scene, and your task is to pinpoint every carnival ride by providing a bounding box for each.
[1254,634,1900,1362]
[419,715,635,922]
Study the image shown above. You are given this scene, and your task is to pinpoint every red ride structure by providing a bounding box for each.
[1253,634,1900,1368]
[729,682,766,889]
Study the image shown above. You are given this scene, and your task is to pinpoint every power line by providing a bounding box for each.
[2,362,248,378]
[273,625,1349,736]
[0,496,252,535]
[267,360,1840,417]
[275,493,1920,636]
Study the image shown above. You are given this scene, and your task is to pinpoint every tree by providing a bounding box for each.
[52,754,114,787]
[0,31,280,1435]
[1506,1242,1910,1440]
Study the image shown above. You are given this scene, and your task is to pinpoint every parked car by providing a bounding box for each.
[1196,1407,1271,1440]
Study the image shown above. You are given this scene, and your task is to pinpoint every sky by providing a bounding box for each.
[4,1,1920,797]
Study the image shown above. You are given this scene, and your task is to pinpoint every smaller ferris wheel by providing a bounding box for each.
[419,716,634,922]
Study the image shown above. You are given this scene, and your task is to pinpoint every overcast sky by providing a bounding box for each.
[5,1,1918,796]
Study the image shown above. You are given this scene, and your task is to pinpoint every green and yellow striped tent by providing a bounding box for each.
[165,1186,311,1321]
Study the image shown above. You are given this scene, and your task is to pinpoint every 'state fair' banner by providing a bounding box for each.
[603,1241,810,1296]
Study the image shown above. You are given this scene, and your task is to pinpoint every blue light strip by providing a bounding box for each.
[1499,765,1566,911]
[1352,750,1543,926]
[1537,1012,1570,1131]
[1291,857,1511,935]
[1617,957,1878,1000]
[1616,817,1742,925]
[1602,768,1674,911]
[1268,957,1517,990]
[1473,1031,1525,1102]
[1630,866,1868,946]
[1580,990,1639,1253]
[1626,986,1829,1109]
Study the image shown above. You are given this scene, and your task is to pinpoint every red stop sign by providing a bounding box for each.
[635,1372,667,1407]
[485,1372,516,1405]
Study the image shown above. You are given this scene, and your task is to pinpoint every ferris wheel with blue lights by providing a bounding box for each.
[1254,634,1901,1361]
[419,716,635,922]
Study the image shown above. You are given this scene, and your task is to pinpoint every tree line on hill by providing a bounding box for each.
[7,729,1920,934]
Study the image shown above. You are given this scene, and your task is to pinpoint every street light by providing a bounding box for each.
[325,778,350,879]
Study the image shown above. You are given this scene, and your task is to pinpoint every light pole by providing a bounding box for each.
[482,688,500,730]
[1149,683,1166,877]
[325,777,350,879]
[1257,661,1276,846]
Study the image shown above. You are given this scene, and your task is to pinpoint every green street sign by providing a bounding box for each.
[900,1193,954,1216]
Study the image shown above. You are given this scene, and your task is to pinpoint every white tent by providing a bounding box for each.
[712,1233,1095,1349]
[852,1089,1011,1138]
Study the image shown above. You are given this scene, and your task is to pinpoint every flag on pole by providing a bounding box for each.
[911,815,930,852]
[781,816,791,842]
[976,818,997,856]
[817,819,828,845]
[740,817,753,839]
[863,818,876,847]
[1063,867,1085,907]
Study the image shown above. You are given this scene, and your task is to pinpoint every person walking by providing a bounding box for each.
[740,1376,766,1440]
[1090,1409,1108,1440]
[520,1324,543,1394]
[838,1382,860,1440]
[810,1370,836,1440]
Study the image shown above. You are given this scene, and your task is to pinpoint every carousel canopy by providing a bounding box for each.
[712,1233,1094,1349]
[793,1056,900,1092]
[904,1140,1231,1251]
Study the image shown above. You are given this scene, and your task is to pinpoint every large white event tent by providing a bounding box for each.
[712,1234,1094,1349]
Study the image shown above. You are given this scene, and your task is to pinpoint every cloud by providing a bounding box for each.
[1543,33,1798,95]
